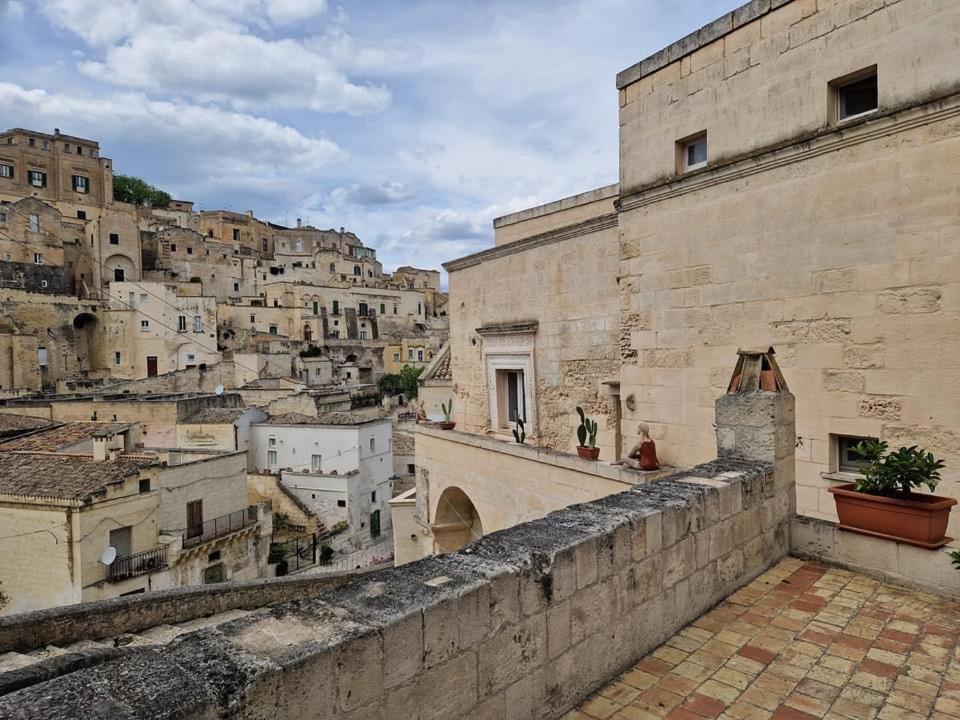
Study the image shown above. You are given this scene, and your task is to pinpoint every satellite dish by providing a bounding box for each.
[214,384,224,395]
[101,546,117,566]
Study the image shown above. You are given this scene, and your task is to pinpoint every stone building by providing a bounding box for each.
[416,0,960,556]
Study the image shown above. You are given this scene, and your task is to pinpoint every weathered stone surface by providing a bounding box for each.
[858,396,902,420]
[877,286,942,314]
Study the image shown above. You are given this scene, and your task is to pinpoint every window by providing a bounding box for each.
[315,367,322,376]
[295,240,303,252]
[114,351,121,366]
[109,526,132,558]
[407,463,415,474]
[40,280,48,289]
[0,164,13,178]
[329,262,336,272]
[495,369,525,429]
[368,270,373,278]
[312,301,319,315]
[193,315,202,333]
[178,315,187,332]
[109,233,119,245]
[232,228,240,241]
[417,302,422,314]
[311,454,322,473]
[76,146,82,155]
[332,300,339,315]
[371,490,376,502]
[27,170,46,187]
[170,244,177,252]
[360,330,367,340]
[42,140,48,150]
[393,304,398,315]
[837,434,878,473]
[408,349,414,360]
[186,500,203,538]
[186,354,195,361]
[269,436,276,447]
[835,68,878,122]
[250,314,256,323]
[140,293,147,303]
[379,303,385,315]
[680,132,708,172]
[234,283,240,292]
[139,478,151,493]
[269,324,278,335]
[417,350,424,362]
[141,320,149,331]
[369,437,376,453]
[33,253,43,265]
[187,246,193,255]
[28,214,39,232]
[353,265,361,276]
[77,210,86,220]
[267,450,278,468]
[0,211,7,224]
[393,352,400,362]
[114,268,124,281]
[37,347,48,367]
[64,143,70,152]
[72,175,89,193]
[28,138,35,147]
[337,499,346,508]
[358,302,368,317]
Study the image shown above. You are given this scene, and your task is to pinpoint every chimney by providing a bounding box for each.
[297,218,302,228]
[92,435,108,462]
[54,128,60,136]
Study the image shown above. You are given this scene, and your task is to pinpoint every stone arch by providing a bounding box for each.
[104,253,136,283]
[72,312,98,372]
[433,486,483,553]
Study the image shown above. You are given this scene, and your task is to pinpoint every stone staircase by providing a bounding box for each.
[0,608,254,676]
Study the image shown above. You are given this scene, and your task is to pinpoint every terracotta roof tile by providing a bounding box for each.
[0,452,155,501]
[0,422,132,452]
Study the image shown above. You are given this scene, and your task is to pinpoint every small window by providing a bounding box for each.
[28,138,35,147]
[269,324,278,335]
[337,499,346,508]
[360,330,368,340]
[267,450,278,468]
[72,175,89,193]
[269,436,277,447]
[311,454,322,473]
[393,353,400,362]
[835,69,878,122]
[250,314,256,323]
[417,350,424,361]
[187,246,193,255]
[42,140,48,150]
[837,434,878,473]
[109,233,119,245]
[139,478,151,493]
[170,244,177,252]
[0,211,7,224]
[37,347,48,367]
[0,164,12,179]
[369,437,376,453]
[34,253,43,265]
[233,283,239,292]
[28,214,39,232]
[393,304,398,314]
[76,146,82,155]
[332,300,339,315]
[141,320,149,331]
[114,351,121,366]
[193,315,202,333]
[232,228,240,241]
[329,262,336,272]
[371,490,376,502]
[77,210,86,220]
[353,265,361,276]
[114,268,124,282]
[208,550,221,562]
[27,170,46,187]
[40,280,48,288]
[407,463,415,474]
[140,293,147,303]
[680,132,708,172]
[358,302,368,317]
[64,143,70,152]
[178,315,187,332]
[408,349,414,360]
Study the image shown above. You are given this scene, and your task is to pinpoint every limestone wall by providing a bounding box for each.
[445,210,620,454]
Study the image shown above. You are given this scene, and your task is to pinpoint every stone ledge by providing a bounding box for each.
[412,423,673,486]
[790,515,960,598]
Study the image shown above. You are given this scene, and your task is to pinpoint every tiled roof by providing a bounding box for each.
[0,422,132,452]
[433,353,451,380]
[0,452,154,501]
[180,407,248,425]
[264,411,385,426]
[0,414,55,435]
[393,431,415,455]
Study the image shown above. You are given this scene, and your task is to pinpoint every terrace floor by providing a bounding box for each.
[566,557,960,720]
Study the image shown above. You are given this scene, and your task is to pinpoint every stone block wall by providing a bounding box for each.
[0,389,796,719]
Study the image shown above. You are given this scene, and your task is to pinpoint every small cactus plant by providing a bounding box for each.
[441,399,453,422]
[512,416,526,444]
[576,406,598,449]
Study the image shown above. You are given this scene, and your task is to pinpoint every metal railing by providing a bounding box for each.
[107,546,168,583]
[183,506,260,549]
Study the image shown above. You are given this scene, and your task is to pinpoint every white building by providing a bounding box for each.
[248,412,393,549]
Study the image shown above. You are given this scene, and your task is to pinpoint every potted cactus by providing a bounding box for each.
[438,399,456,430]
[575,406,599,460]
[828,440,954,548]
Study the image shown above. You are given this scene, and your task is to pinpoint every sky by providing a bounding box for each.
[0,0,739,274]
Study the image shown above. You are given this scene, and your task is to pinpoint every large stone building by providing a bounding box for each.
[411,0,960,558]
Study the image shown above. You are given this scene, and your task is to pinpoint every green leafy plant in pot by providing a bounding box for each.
[828,439,954,549]
[575,406,599,460]
[438,399,456,430]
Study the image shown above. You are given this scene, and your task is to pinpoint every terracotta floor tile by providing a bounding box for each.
[581,695,622,719]
[677,692,727,718]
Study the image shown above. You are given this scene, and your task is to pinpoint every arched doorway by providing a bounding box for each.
[104,253,135,285]
[303,324,312,342]
[433,486,483,554]
[72,312,98,373]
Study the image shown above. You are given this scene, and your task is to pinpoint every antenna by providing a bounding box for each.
[101,546,117,566]
[214,384,224,395]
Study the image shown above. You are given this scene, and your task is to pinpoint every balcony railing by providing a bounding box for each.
[183,506,260,550]
[107,546,168,583]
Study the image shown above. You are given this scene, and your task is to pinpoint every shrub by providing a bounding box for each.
[320,545,334,563]
[267,542,286,564]
[852,439,945,496]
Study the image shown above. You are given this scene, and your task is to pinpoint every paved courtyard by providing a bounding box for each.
[567,557,960,720]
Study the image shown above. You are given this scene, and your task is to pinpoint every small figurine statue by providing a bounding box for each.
[414,400,428,424]
[625,423,660,471]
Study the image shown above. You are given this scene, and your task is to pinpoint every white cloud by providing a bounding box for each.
[2,1,24,19]
[330,183,415,206]
[0,82,346,174]
[265,0,327,25]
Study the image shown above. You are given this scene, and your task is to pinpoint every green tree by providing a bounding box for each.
[113,174,172,208]
[379,364,424,399]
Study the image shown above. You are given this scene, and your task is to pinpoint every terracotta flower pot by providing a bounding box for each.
[437,421,456,430]
[577,446,600,460]
[828,483,957,549]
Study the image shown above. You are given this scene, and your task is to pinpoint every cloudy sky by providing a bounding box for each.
[1,0,737,273]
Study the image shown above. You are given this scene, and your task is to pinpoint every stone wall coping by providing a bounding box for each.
[616,0,793,89]
[413,423,672,486]
[493,183,619,228]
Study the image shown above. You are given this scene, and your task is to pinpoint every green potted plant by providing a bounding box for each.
[828,440,954,548]
[438,399,456,430]
[575,407,599,460]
